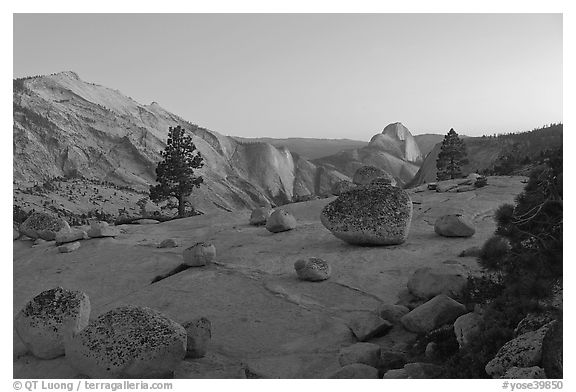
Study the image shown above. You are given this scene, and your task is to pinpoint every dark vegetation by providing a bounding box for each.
[149,126,204,217]
[436,128,469,180]
[416,152,563,378]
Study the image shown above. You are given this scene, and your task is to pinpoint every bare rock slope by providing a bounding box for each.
[14,176,526,378]
[13,72,346,213]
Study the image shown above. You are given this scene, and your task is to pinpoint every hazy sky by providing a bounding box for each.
[13,13,562,139]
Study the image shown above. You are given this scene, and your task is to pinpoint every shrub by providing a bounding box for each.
[478,235,511,271]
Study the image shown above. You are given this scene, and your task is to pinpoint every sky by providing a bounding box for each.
[13,13,562,140]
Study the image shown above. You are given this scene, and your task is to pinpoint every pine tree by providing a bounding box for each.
[149,126,204,217]
[436,128,469,180]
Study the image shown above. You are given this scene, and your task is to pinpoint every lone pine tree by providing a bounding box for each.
[436,128,469,180]
[150,125,204,217]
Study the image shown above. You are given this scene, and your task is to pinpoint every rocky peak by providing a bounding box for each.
[368,122,423,163]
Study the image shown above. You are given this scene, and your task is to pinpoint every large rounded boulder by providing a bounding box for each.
[266,209,297,233]
[65,305,186,378]
[14,287,90,359]
[434,214,475,237]
[19,212,70,241]
[320,185,413,245]
[352,165,393,186]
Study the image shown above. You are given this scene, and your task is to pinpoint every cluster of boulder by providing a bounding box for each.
[14,287,212,378]
[423,173,488,193]
[15,212,121,253]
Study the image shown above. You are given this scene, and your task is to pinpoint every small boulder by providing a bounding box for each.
[485,322,554,378]
[436,182,459,193]
[406,266,467,300]
[427,183,438,191]
[376,303,409,324]
[183,242,216,267]
[352,165,392,186]
[19,212,70,241]
[55,228,88,245]
[133,219,160,224]
[400,294,467,334]
[502,366,546,379]
[328,363,379,379]
[265,209,297,233]
[14,287,90,359]
[434,214,475,237]
[183,317,211,359]
[87,221,120,238]
[65,305,186,378]
[345,312,392,341]
[475,176,488,188]
[158,238,178,248]
[454,312,484,348]
[320,185,413,245]
[425,342,438,359]
[331,180,355,196]
[58,241,81,253]
[249,207,272,226]
[338,342,381,367]
[294,257,331,281]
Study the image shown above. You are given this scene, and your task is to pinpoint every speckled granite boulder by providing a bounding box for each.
[65,305,186,378]
[502,366,546,379]
[370,175,397,187]
[294,257,331,281]
[14,287,90,359]
[320,185,413,245]
[485,322,554,378]
[331,180,356,196]
[266,209,297,233]
[87,221,120,238]
[19,212,70,241]
[328,363,379,379]
[183,242,216,267]
[434,214,475,237]
[352,165,391,186]
[249,207,272,226]
[183,317,211,359]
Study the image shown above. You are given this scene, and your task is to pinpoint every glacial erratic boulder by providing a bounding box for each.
[434,214,475,237]
[400,294,467,334]
[352,165,391,186]
[183,317,211,359]
[249,207,272,226]
[294,257,331,281]
[87,221,120,238]
[265,209,297,233]
[14,287,90,359]
[65,305,186,378]
[406,266,468,300]
[320,185,413,245]
[19,212,70,241]
[183,242,216,267]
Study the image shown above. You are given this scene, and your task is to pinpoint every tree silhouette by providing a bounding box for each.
[436,128,469,180]
[149,126,204,217]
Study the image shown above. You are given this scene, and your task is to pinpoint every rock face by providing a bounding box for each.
[400,294,467,333]
[249,207,272,226]
[265,209,297,233]
[454,312,484,348]
[328,363,379,379]
[406,266,468,300]
[502,366,546,379]
[485,322,553,378]
[183,317,211,359]
[331,180,355,196]
[19,212,70,241]
[87,221,120,238]
[55,228,88,245]
[352,165,392,186]
[65,305,186,378]
[58,241,81,253]
[14,287,90,359]
[320,185,413,245]
[182,242,216,267]
[294,257,331,281]
[434,214,475,237]
[338,343,381,367]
